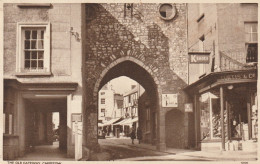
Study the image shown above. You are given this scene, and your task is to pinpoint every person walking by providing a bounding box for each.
[130,127,136,144]
[137,127,142,144]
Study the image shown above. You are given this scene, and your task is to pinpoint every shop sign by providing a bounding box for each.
[219,71,257,81]
[188,52,210,64]
[162,94,178,107]
[185,103,193,112]
[72,113,82,122]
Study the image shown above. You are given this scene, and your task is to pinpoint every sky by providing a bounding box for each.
[109,76,138,95]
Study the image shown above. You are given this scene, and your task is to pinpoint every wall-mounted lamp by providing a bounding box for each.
[227,85,233,90]
[70,27,81,42]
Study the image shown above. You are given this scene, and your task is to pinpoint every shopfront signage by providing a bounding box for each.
[219,71,257,81]
[188,52,210,64]
[185,103,193,112]
[162,94,178,107]
[72,113,82,122]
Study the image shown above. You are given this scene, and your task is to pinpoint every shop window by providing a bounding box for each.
[200,92,221,140]
[17,23,50,74]
[245,22,258,63]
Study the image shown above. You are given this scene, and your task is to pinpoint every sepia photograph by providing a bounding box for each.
[0,0,259,162]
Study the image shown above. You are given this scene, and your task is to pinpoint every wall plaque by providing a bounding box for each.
[162,94,178,107]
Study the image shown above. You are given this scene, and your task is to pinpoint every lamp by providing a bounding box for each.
[227,85,233,90]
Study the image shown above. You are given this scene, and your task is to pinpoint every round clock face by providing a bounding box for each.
[159,4,177,20]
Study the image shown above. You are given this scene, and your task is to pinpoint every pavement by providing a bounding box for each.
[16,142,74,161]
[98,137,258,161]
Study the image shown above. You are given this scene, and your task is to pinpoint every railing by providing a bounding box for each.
[219,51,246,71]
[219,51,257,71]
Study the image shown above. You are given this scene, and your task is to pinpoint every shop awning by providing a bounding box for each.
[184,68,257,94]
[122,117,138,125]
[98,123,104,127]
[113,117,138,126]
[102,117,122,126]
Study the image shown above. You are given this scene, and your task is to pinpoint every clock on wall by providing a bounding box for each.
[158,3,177,20]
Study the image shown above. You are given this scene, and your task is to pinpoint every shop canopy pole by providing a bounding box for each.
[220,86,225,151]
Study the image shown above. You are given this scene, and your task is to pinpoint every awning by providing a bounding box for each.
[113,117,138,126]
[102,117,122,126]
[98,123,104,127]
[113,118,131,125]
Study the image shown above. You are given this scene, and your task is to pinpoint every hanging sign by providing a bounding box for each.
[72,113,82,122]
[188,52,210,64]
[185,103,193,112]
[162,94,178,107]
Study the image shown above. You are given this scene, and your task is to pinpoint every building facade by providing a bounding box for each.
[186,3,258,151]
[98,83,115,123]
[3,3,83,159]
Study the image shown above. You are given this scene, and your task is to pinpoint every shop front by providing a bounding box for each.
[185,69,258,151]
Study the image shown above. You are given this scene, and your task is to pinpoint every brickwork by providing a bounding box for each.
[83,3,189,152]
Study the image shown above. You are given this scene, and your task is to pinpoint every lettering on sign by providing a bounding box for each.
[162,94,178,107]
[72,113,82,122]
[188,52,210,64]
[185,103,193,112]
[219,72,257,81]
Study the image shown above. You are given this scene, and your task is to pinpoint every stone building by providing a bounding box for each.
[82,3,191,155]
[3,3,194,160]
[185,3,258,151]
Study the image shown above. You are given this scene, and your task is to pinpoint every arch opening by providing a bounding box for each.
[96,59,159,149]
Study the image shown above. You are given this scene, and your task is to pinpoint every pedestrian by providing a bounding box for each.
[137,127,142,144]
[130,127,136,144]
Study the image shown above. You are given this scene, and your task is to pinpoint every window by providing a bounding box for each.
[200,92,221,140]
[245,22,258,63]
[101,108,105,117]
[17,23,50,75]
[100,92,105,95]
[158,4,177,20]
[101,98,105,104]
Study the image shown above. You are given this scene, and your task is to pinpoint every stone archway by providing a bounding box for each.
[82,3,190,158]
[83,56,162,152]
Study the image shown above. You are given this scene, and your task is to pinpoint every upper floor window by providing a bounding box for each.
[16,23,50,75]
[245,22,258,43]
[100,92,105,95]
[245,22,258,63]
[101,98,105,104]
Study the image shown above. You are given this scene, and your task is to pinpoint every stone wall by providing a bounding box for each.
[83,3,190,152]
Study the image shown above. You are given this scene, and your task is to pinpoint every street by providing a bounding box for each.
[98,138,258,161]
[98,138,166,160]
[98,138,210,161]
